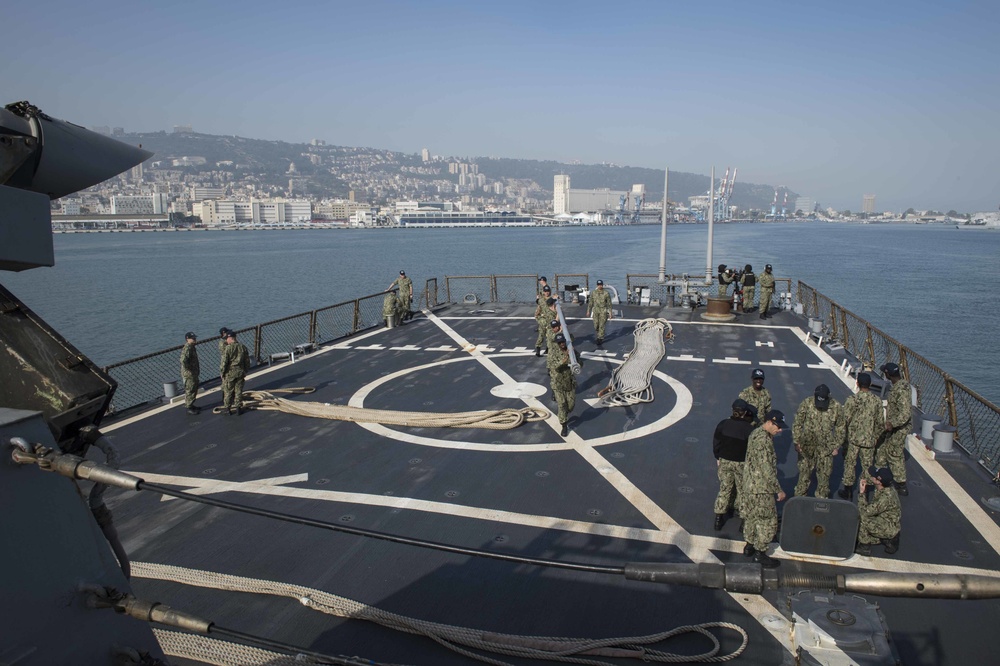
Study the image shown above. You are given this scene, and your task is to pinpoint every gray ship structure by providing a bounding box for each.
[3,102,1000,666]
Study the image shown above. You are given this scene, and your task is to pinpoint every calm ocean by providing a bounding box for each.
[3,222,998,404]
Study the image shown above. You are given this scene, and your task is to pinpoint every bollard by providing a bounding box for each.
[163,381,178,399]
[932,423,956,453]
[921,414,943,442]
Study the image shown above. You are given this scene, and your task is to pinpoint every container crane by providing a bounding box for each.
[631,192,644,224]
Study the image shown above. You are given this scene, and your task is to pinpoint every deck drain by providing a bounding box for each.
[589,509,603,517]
[315,478,329,485]
[409,458,422,464]
[339,515,354,523]
[953,550,973,560]
[535,471,549,477]
[202,468,216,475]
[685,437,699,443]
[423,401,434,406]
[203,443,217,450]
[445,490,459,498]
[679,486,695,494]
[678,472,689,478]
[299,450,311,456]
[384,490,394,495]
[279,427,291,432]
[793,381,805,386]
[494,535,508,543]
[910,480,923,487]
[610,452,625,459]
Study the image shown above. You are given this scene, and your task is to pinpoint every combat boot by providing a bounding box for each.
[837,485,854,501]
[753,551,780,568]
[742,543,755,557]
[895,481,909,496]
[882,533,900,555]
[855,542,872,556]
[714,514,725,531]
[535,347,541,357]
[187,406,200,415]
[596,337,603,346]
[560,423,569,437]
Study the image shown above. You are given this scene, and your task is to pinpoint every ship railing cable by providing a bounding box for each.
[598,318,674,407]
[226,388,550,429]
[132,562,749,665]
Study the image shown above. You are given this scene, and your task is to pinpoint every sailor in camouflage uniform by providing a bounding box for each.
[855,466,902,556]
[837,373,884,500]
[717,264,735,297]
[550,334,576,437]
[220,330,251,416]
[383,290,401,326]
[218,328,231,377]
[876,362,911,495]
[712,399,756,530]
[739,368,771,423]
[587,279,613,346]
[792,384,844,498]
[740,264,756,312]
[758,264,775,319]
[180,332,201,414]
[387,270,414,320]
[741,409,788,568]
[534,285,553,355]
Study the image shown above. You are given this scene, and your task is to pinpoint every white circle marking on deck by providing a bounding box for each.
[491,382,547,399]
[348,353,692,452]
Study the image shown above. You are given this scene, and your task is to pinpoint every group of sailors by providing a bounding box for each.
[717,263,777,319]
[179,326,251,416]
[714,365,910,567]
[383,270,415,324]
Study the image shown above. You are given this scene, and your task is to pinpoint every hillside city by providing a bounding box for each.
[53,126,990,231]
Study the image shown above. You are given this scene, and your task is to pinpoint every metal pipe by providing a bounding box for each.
[705,166,715,285]
[658,168,668,283]
[554,301,580,375]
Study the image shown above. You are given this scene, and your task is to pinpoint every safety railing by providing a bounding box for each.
[103,290,394,415]
[798,281,1000,476]
[625,273,792,310]
[444,275,537,305]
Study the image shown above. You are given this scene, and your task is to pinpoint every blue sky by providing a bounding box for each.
[3,0,998,212]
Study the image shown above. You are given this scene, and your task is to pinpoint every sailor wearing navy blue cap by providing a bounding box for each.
[180,331,201,414]
[837,373,884,501]
[587,279,613,346]
[876,362,911,495]
[387,270,414,320]
[738,368,771,423]
[758,263,775,319]
[856,466,902,556]
[534,281,553,355]
[792,384,844,498]
[741,409,788,568]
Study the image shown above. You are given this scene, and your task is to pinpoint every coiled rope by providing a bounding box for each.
[598,318,674,407]
[134,562,748,665]
[217,388,549,430]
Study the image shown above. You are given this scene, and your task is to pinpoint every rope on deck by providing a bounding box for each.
[598,318,674,407]
[135,561,749,665]
[234,388,550,430]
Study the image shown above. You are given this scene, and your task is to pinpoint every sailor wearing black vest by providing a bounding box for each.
[713,399,758,530]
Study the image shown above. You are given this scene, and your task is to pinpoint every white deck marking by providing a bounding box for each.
[155,473,309,502]
[353,344,386,350]
[470,344,496,352]
[755,340,775,348]
[424,345,458,352]
[503,346,533,353]
[714,357,751,365]
[667,354,705,362]
[389,345,422,351]
[581,350,617,358]
[806,363,827,369]
[760,360,800,367]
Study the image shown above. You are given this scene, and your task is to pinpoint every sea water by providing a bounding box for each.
[3,222,998,403]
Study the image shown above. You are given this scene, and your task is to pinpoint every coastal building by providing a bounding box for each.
[863,194,876,215]
[110,194,170,215]
[191,187,225,201]
[194,199,313,226]
[396,210,533,227]
[553,174,630,215]
[794,197,816,215]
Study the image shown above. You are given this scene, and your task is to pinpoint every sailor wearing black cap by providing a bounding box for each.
[741,409,788,568]
[180,332,201,414]
[717,264,735,297]
[740,264,756,312]
[712,399,757,530]
[837,373,884,500]
[876,362,911,495]
[587,280,613,345]
[387,270,414,320]
[738,368,771,423]
[791,384,844,498]
[218,327,231,359]
[549,333,576,437]
[758,263,775,319]
[856,466,902,556]
[534,284,554,355]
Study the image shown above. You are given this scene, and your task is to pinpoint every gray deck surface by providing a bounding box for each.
[102,302,1000,665]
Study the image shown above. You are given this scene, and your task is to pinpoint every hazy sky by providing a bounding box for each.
[4,0,998,212]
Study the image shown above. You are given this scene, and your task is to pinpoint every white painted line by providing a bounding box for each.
[667,355,705,362]
[470,345,496,353]
[504,346,533,353]
[354,344,386,350]
[424,345,458,352]
[580,351,617,359]
[713,357,751,365]
[760,360,800,368]
[389,345,422,351]
[755,340,775,348]
[807,363,827,369]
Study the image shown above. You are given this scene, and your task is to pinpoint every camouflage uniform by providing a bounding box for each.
[549,345,576,426]
[792,396,844,497]
[220,339,251,412]
[713,416,754,515]
[180,341,200,408]
[717,271,734,297]
[857,485,901,544]
[739,385,771,421]
[741,271,756,311]
[741,427,782,552]
[545,326,562,376]
[758,270,775,315]
[391,275,413,313]
[383,291,400,323]
[534,299,555,349]
[588,287,612,341]
[876,379,911,483]
[840,391,883,487]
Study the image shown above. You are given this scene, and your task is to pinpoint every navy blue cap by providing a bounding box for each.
[880,362,900,376]
[752,368,765,380]
[549,319,561,328]
[857,372,872,388]
[868,466,894,486]
[764,409,788,430]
